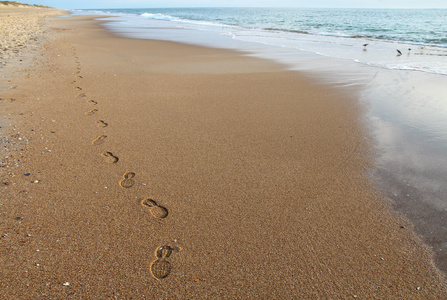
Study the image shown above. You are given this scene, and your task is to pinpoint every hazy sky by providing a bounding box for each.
[22,0,447,9]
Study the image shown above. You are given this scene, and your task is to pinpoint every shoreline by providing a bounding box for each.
[1,8,446,298]
[94,8,447,277]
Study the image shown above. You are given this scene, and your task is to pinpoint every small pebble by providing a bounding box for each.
[62,282,70,286]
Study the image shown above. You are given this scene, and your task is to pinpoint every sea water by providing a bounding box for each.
[73,7,447,272]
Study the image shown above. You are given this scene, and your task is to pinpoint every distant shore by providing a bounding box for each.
[1,6,446,298]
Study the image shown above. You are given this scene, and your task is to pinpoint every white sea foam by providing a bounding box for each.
[140,12,224,27]
[141,13,178,21]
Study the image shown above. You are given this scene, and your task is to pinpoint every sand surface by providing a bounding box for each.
[0,5,61,65]
[1,7,446,299]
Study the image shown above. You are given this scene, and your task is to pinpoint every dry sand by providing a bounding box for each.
[0,5,61,66]
[1,6,446,299]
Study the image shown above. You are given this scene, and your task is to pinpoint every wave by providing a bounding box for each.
[140,13,179,21]
[140,12,224,28]
[137,12,447,48]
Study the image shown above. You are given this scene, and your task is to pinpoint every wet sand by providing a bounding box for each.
[1,7,446,299]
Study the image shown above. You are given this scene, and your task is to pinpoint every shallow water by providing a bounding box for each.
[73,8,447,274]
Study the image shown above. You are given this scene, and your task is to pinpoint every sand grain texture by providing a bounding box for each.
[0,10,446,299]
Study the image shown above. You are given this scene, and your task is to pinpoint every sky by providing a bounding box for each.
[18,0,447,9]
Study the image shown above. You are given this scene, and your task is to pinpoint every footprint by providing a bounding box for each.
[88,100,98,105]
[119,172,135,188]
[66,80,76,84]
[74,87,82,91]
[140,199,169,219]
[150,246,176,280]
[96,120,108,128]
[76,93,86,98]
[77,75,83,79]
[92,135,107,145]
[101,152,118,163]
[73,70,80,74]
[85,109,98,116]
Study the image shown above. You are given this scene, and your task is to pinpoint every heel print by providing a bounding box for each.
[141,199,169,219]
[119,172,135,188]
[150,246,174,280]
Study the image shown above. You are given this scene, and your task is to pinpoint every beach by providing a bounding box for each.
[1,6,446,298]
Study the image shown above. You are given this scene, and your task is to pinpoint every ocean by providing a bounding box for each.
[75,8,447,75]
[73,7,447,272]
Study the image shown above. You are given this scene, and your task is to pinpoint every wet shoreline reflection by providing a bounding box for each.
[366,69,447,274]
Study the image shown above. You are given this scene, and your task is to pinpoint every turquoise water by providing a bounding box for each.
[73,8,447,273]
[77,8,447,76]
[88,8,447,46]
